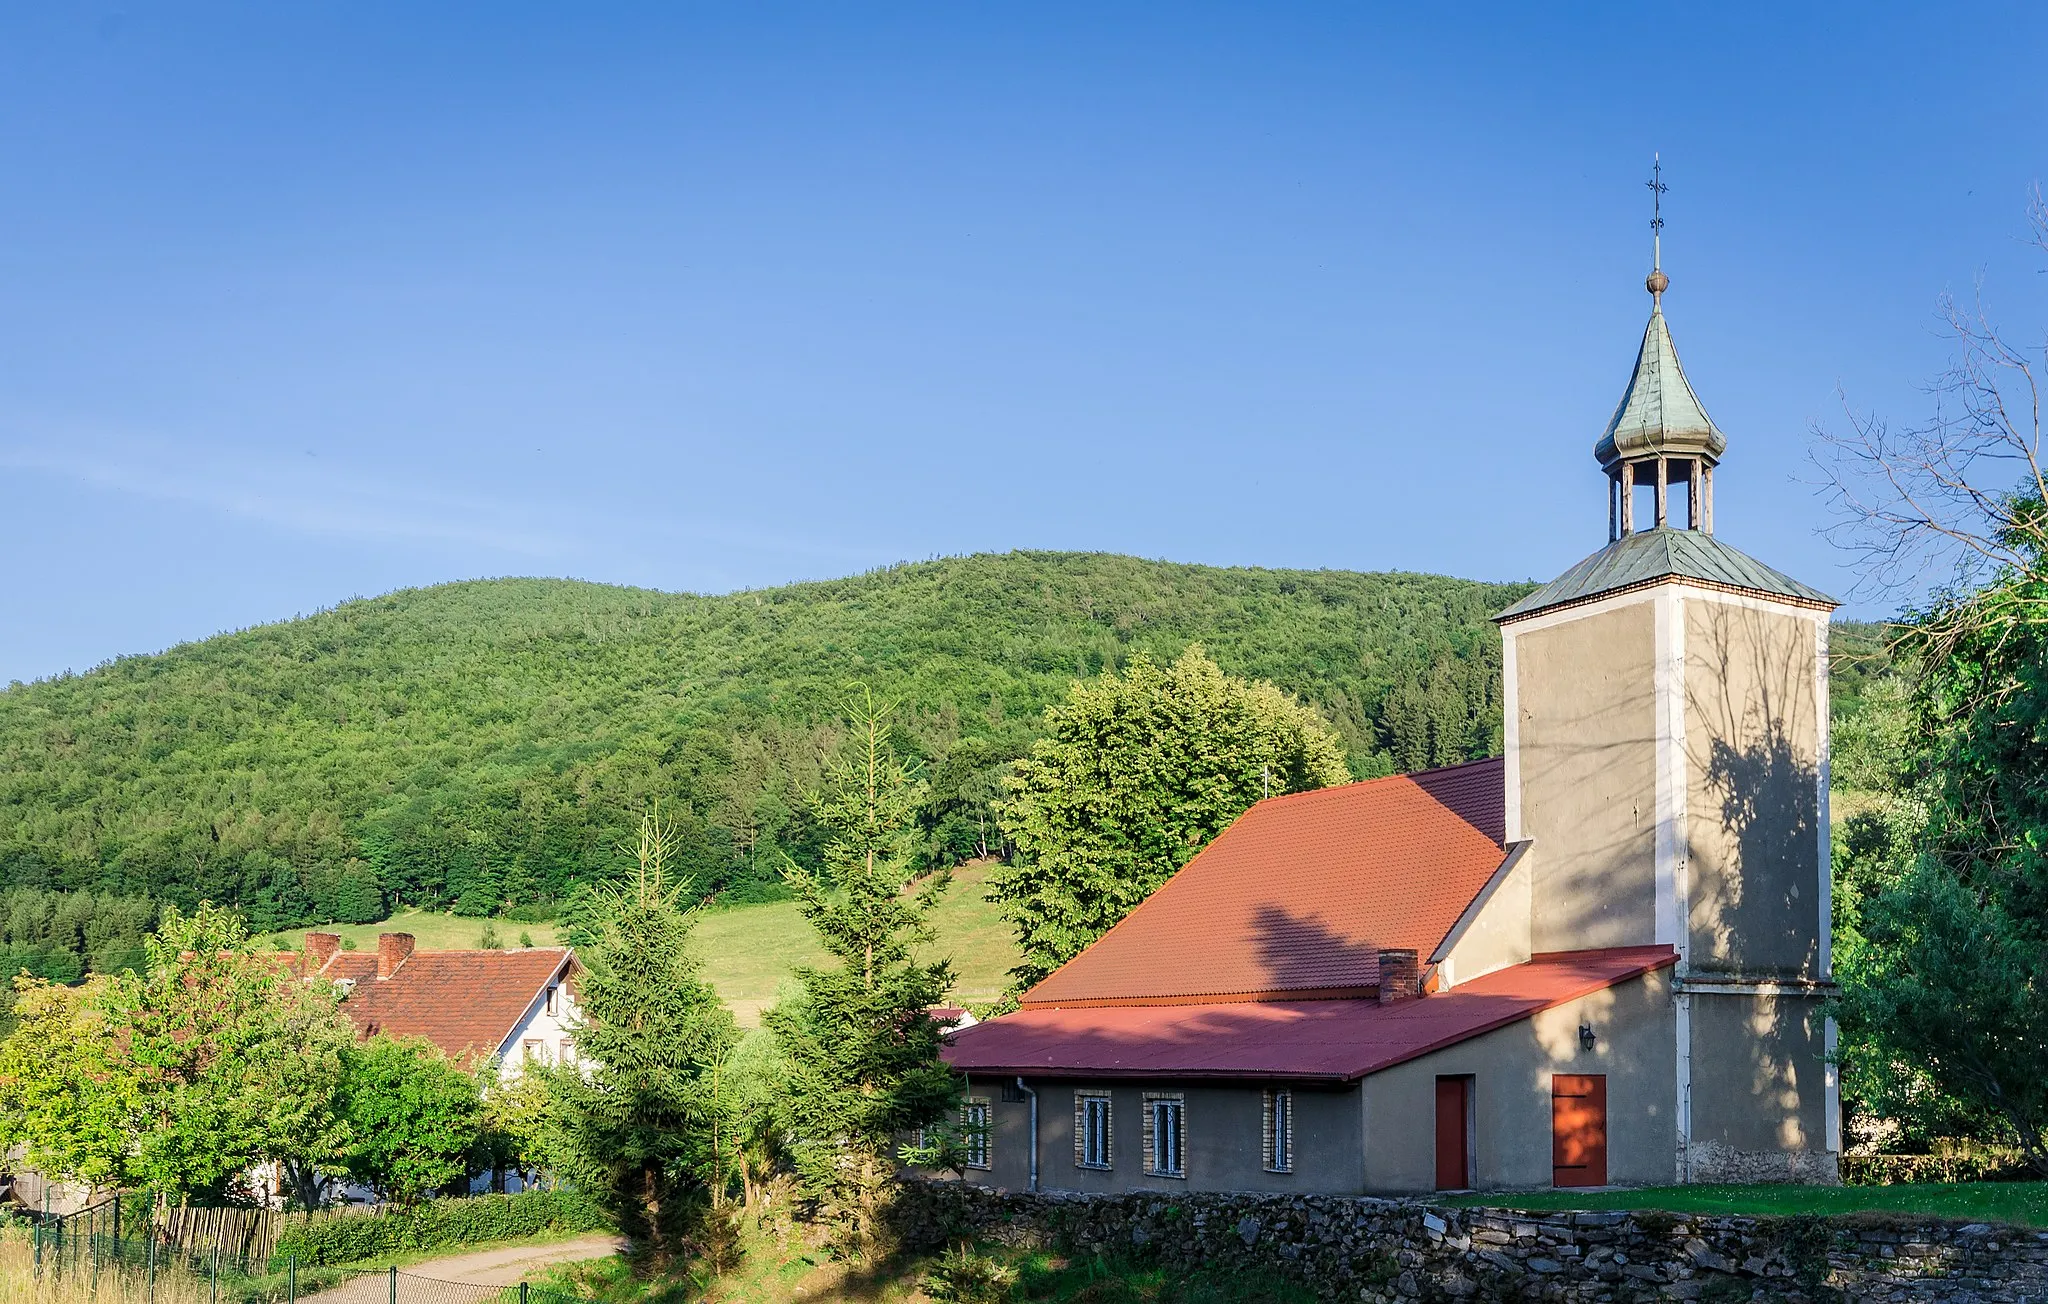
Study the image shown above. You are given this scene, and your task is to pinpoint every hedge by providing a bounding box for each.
[269,1189,611,1269]
[1842,1151,2035,1186]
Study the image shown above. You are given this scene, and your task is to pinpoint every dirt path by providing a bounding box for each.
[302,1235,622,1301]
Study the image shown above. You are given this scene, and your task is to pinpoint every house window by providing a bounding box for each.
[1000,1080,1029,1104]
[545,985,558,1017]
[1263,1090,1294,1174]
[1144,1093,1185,1179]
[962,1098,992,1170]
[559,1039,575,1065]
[523,1039,545,1064]
[1075,1090,1113,1169]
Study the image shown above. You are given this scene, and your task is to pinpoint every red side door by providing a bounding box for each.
[1551,1074,1608,1188]
[1435,1076,1471,1190]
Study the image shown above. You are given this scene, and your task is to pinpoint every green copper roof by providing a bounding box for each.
[1496,528,1837,622]
[1593,301,1727,470]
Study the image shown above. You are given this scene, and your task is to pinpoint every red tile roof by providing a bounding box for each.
[948,946,1675,1083]
[316,947,576,1065]
[1021,758,1508,1008]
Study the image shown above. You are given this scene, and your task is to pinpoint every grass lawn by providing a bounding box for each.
[695,861,1020,1024]
[534,1235,1304,1304]
[263,907,559,953]
[1442,1182,2048,1229]
[265,862,1021,1027]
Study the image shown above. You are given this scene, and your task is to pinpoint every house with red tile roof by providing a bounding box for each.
[300,930,581,1079]
[944,251,1840,1195]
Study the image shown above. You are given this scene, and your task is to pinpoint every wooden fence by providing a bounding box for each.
[152,1203,371,1266]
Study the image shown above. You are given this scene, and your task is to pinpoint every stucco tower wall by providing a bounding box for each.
[1361,968,1677,1193]
[1680,594,1825,979]
[1505,595,1660,954]
[1673,586,1837,1183]
[1684,990,1836,1183]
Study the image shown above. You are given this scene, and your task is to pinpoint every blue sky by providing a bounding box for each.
[2,3,2043,683]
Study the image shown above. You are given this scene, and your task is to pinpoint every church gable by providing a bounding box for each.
[1019,758,1510,1010]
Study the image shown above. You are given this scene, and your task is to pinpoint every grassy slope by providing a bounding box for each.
[266,908,561,952]
[1444,1182,2048,1228]
[692,861,1018,1023]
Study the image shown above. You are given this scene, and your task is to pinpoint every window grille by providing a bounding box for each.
[1263,1090,1294,1173]
[1001,1080,1029,1104]
[1144,1093,1186,1178]
[1075,1090,1113,1169]
[963,1098,992,1169]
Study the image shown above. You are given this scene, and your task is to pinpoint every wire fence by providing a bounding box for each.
[12,1202,589,1304]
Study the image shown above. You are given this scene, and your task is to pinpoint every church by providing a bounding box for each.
[942,243,1840,1194]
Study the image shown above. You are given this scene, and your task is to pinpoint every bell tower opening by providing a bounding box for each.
[1610,455,1712,539]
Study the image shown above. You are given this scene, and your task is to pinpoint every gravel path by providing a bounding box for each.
[300,1235,622,1301]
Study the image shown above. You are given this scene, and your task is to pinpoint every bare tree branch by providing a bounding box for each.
[1814,185,2048,635]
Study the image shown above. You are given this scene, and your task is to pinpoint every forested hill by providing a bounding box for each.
[0,552,1533,929]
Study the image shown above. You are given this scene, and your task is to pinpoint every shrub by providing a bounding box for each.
[269,1190,610,1269]
[921,1244,1019,1304]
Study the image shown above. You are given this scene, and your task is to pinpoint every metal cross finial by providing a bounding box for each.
[1647,153,1668,273]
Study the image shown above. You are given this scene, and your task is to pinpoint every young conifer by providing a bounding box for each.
[544,811,738,1273]
[765,689,958,1261]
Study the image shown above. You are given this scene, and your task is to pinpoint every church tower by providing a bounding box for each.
[1493,204,1841,1182]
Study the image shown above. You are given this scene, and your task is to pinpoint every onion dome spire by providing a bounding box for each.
[1595,157,1724,537]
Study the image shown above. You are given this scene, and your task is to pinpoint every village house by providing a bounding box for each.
[290,930,582,1201]
[943,250,1839,1194]
[299,930,581,1080]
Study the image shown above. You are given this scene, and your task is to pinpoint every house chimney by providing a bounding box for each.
[376,933,416,980]
[1377,949,1420,1004]
[303,932,341,974]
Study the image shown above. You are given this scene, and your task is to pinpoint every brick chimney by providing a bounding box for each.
[303,932,341,974]
[376,933,416,980]
[1377,948,1420,1005]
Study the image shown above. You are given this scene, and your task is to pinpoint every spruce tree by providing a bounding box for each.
[545,812,739,1272]
[765,690,958,1262]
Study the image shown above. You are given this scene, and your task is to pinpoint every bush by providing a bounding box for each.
[1842,1151,2033,1186]
[269,1190,610,1269]
[922,1244,1020,1303]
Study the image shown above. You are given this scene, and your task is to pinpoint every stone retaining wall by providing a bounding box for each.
[893,1183,2048,1302]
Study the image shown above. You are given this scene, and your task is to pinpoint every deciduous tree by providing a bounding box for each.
[339,1035,485,1204]
[991,646,1351,990]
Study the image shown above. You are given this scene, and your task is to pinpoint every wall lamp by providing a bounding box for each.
[1578,1023,1598,1052]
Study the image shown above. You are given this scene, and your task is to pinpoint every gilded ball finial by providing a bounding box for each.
[1646,268,1669,296]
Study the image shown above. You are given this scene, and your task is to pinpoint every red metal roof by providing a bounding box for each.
[317,947,576,1065]
[948,947,1675,1083]
[1021,758,1508,1008]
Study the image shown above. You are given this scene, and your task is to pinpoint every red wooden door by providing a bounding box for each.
[1434,1076,1471,1190]
[1551,1074,1608,1187]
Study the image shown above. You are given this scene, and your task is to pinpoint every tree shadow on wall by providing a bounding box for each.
[1687,603,1822,980]
[1687,603,1826,1164]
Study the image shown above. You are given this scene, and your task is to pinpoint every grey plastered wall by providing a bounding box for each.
[1512,599,1660,953]
[1682,597,1824,978]
[1361,969,1676,1193]
[1433,844,1532,988]
[959,1076,1038,1193]
[1685,991,1834,1181]
[961,1079,1364,1195]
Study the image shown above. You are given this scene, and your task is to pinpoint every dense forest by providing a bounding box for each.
[0,552,1531,930]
